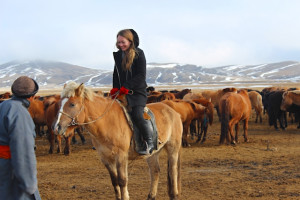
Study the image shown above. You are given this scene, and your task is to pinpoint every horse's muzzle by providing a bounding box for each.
[54,123,65,136]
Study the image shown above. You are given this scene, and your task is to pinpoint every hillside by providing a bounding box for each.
[0,60,299,89]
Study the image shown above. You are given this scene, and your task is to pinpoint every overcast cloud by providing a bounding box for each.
[1,0,300,70]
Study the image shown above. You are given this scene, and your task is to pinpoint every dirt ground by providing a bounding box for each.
[35,108,300,200]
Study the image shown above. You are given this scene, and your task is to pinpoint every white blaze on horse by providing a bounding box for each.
[54,81,183,200]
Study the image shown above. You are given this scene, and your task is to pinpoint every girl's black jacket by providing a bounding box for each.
[113,48,148,107]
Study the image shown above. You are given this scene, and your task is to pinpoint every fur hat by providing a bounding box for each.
[129,29,139,48]
[11,76,39,98]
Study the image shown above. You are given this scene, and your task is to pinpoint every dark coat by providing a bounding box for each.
[0,97,41,200]
[113,48,147,107]
[266,91,287,130]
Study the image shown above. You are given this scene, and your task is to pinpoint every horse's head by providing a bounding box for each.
[54,82,92,137]
[280,91,292,111]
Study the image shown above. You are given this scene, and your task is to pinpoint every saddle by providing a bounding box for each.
[117,100,158,153]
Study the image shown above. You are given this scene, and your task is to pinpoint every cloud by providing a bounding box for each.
[1,0,300,70]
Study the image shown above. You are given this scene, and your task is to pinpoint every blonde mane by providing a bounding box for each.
[61,81,94,101]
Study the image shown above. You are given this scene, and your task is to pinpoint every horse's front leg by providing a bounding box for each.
[48,127,55,154]
[63,135,71,155]
[56,135,62,153]
[116,155,129,200]
[146,154,160,200]
[104,162,122,200]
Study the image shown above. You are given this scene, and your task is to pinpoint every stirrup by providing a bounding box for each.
[137,143,153,155]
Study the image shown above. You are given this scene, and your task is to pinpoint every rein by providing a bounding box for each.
[60,91,120,127]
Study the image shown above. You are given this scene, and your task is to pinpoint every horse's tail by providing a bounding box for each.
[220,99,229,144]
[207,103,214,125]
[167,149,181,198]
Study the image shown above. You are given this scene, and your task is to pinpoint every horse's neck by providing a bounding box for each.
[82,96,133,152]
[83,96,112,120]
[82,96,128,131]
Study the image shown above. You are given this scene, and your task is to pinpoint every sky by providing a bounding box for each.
[1,0,300,70]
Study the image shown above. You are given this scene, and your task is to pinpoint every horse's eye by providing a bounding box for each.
[70,103,75,107]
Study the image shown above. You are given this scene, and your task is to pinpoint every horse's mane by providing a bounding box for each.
[61,81,94,101]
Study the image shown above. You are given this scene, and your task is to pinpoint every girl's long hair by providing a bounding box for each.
[116,29,137,71]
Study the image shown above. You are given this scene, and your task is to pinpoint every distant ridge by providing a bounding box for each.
[0,60,299,88]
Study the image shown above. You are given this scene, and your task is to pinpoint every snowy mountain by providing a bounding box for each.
[0,60,299,88]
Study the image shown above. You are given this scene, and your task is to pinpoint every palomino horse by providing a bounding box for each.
[219,90,252,145]
[54,81,183,200]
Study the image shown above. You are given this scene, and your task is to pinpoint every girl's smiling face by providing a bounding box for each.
[117,35,131,51]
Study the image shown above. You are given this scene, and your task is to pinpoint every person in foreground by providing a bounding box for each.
[0,76,41,200]
[110,29,154,155]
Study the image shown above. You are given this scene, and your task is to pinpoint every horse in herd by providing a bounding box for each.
[191,98,214,143]
[54,81,183,200]
[162,99,207,147]
[28,94,85,155]
[4,82,300,199]
[248,91,263,123]
[201,87,238,120]
[219,89,252,145]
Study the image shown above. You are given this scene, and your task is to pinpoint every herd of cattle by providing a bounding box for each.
[0,85,299,155]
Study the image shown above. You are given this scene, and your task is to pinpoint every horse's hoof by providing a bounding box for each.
[231,141,236,146]
[147,194,156,200]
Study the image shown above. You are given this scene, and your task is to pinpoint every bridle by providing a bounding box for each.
[59,91,120,127]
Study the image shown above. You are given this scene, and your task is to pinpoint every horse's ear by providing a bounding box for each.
[75,83,84,97]
[63,83,67,88]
